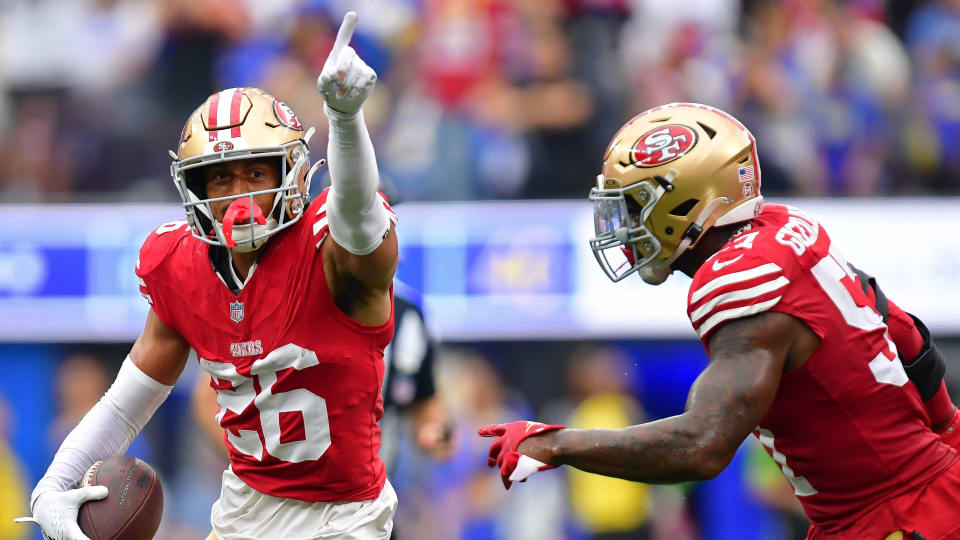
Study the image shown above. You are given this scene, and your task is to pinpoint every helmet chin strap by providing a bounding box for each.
[640,196,732,285]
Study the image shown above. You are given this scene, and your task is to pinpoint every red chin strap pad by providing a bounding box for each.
[222,198,267,248]
[621,246,636,266]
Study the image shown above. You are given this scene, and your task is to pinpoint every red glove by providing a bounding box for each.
[478,421,564,489]
[936,407,960,450]
[222,197,266,248]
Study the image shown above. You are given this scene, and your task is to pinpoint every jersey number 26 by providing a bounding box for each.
[201,344,331,463]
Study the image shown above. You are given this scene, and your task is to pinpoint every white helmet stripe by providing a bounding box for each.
[228,88,243,138]
[208,88,245,141]
[216,88,238,140]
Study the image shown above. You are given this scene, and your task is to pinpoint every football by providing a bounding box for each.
[78,456,164,540]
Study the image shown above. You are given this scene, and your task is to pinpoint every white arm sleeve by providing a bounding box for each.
[325,103,396,256]
[30,357,172,509]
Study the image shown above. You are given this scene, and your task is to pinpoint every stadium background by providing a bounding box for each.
[1,0,959,539]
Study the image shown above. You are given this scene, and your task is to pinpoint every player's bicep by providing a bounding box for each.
[687,312,797,464]
[129,308,191,386]
[330,222,398,291]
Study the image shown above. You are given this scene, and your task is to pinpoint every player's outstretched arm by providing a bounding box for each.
[318,11,397,291]
[482,311,804,487]
[17,310,189,540]
[850,264,958,437]
[888,303,959,445]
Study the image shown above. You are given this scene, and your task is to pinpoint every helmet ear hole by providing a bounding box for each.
[669,198,699,217]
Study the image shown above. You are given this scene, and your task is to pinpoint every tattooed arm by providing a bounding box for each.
[517,311,812,482]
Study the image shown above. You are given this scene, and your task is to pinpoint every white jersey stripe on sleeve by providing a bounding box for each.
[377,193,396,215]
[313,216,329,236]
[690,276,790,323]
[696,296,783,339]
[315,203,327,216]
[315,233,329,249]
[690,263,782,304]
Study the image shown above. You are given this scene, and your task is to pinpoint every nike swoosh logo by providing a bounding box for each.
[712,254,744,271]
[525,422,539,434]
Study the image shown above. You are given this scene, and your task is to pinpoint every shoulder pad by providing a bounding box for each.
[308,187,332,248]
[137,219,191,277]
[307,188,397,250]
[689,236,790,341]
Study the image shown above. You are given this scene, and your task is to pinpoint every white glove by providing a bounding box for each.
[317,11,377,115]
[14,486,108,540]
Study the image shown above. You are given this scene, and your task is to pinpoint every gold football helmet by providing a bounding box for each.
[170,87,324,251]
[590,103,763,284]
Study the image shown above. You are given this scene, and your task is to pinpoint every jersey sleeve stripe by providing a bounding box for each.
[141,293,154,305]
[312,216,329,237]
[378,193,396,215]
[315,202,327,216]
[695,296,783,338]
[377,193,399,225]
[690,276,790,323]
[315,233,329,249]
[690,262,782,304]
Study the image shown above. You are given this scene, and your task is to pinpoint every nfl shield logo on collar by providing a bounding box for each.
[229,301,244,323]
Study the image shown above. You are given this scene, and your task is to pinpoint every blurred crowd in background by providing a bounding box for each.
[2,0,960,203]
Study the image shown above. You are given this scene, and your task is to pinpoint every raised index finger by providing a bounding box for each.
[330,11,358,61]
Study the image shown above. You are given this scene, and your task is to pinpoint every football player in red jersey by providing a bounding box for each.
[479,103,960,539]
[18,12,402,540]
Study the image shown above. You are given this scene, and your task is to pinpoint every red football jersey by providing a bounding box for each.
[136,188,396,503]
[687,204,957,531]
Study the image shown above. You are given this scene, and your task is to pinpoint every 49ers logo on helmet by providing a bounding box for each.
[273,99,303,131]
[630,125,698,168]
[213,141,234,152]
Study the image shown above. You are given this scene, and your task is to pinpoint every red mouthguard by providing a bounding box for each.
[222,198,266,248]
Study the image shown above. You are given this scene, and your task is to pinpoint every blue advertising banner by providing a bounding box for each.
[1,198,958,341]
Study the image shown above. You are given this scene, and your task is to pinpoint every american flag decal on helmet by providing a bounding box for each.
[208,88,245,142]
[738,165,755,183]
